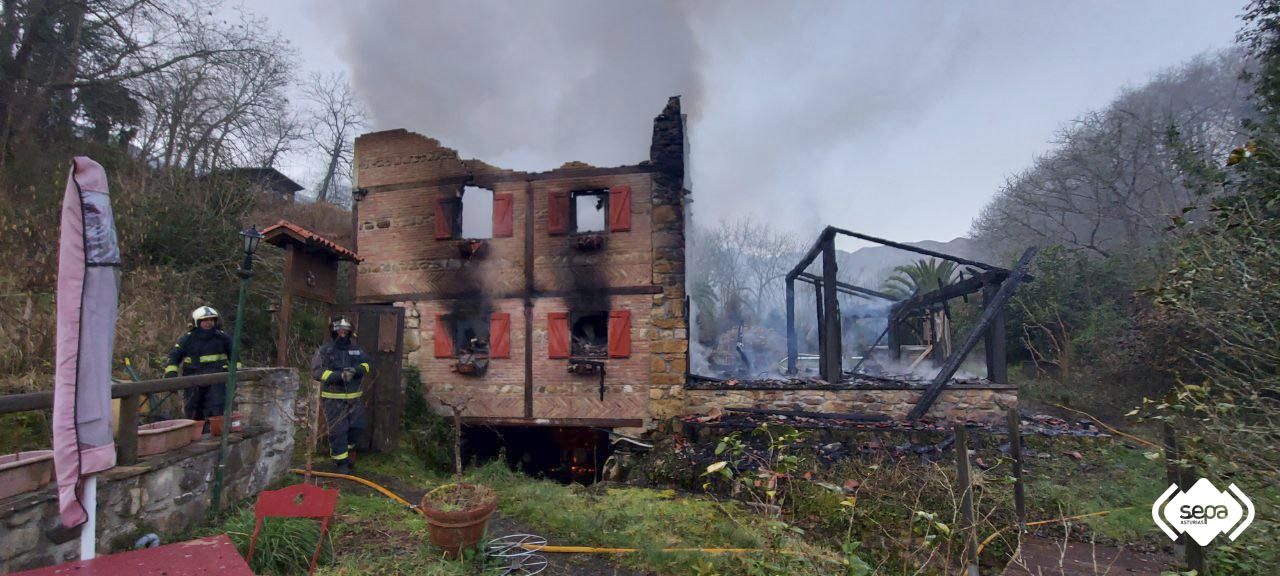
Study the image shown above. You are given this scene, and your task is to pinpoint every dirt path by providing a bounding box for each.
[314,470,648,576]
[1001,535,1174,576]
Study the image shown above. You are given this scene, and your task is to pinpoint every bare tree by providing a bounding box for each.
[129,15,296,172]
[0,0,277,165]
[304,72,366,203]
[972,49,1254,257]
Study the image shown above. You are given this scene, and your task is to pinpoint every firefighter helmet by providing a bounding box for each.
[191,306,219,325]
[330,317,353,337]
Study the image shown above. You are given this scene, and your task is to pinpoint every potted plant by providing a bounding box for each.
[421,395,496,558]
[419,482,496,558]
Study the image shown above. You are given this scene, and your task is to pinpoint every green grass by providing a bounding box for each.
[1022,437,1167,544]
[347,452,845,575]
[186,505,334,576]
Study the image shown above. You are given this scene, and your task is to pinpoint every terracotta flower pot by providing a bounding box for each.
[137,419,197,456]
[0,450,55,501]
[208,412,244,436]
[191,420,205,441]
[420,483,496,558]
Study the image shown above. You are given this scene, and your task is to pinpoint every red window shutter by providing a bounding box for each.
[434,198,454,240]
[547,312,570,359]
[547,191,570,235]
[609,185,632,232]
[490,312,511,358]
[493,193,514,237]
[433,315,454,358]
[608,310,632,358]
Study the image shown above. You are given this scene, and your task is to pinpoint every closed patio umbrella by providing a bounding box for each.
[52,156,120,559]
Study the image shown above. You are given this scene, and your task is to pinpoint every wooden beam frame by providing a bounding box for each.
[907,247,1036,420]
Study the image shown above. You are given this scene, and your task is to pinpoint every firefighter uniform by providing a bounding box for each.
[310,320,372,471]
[165,306,234,420]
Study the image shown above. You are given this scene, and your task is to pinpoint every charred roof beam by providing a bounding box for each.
[888,269,1007,322]
[796,273,900,301]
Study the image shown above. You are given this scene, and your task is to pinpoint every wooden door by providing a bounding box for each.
[345,305,404,452]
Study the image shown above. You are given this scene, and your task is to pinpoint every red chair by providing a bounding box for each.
[247,483,339,575]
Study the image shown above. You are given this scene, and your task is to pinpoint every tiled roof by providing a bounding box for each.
[261,220,361,262]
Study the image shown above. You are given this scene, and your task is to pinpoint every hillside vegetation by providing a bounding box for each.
[0,1,361,394]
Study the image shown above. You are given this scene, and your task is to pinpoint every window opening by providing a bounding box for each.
[460,186,493,239]
[571,190,608,233]
[444,311,491,375]
[570,311,609,358]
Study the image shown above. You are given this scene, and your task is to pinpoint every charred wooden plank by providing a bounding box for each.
[797,273,898,301]
[786,227,835,282]
[786,277,797,374]
[821,234,842,382]
[830,226,1007,273]
[889,270,1006,322]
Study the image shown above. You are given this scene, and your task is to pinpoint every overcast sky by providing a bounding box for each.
[245,1,1244,245]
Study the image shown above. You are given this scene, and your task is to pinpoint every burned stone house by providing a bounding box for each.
[350,96,1021,449]
[351,98,688,433]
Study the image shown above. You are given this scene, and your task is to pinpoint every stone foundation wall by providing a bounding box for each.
[0,368,298,573]
[684,384,1017,425]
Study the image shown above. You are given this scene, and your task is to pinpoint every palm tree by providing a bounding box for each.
[881,258,959,298]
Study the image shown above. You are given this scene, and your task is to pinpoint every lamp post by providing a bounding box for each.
[211,225,263,513]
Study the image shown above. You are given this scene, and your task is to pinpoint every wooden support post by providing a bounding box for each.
[1164,422,1206,574]
[931,311,949,364]
[821,234,842,381]
[983,281,1007,384]
[887,309,901,361]
[955,424,980,576]
[815,282,826,381]
[1007,406,1025,530]
[786,277,797,374]
[276,244,295,367]
[117,394,140,465]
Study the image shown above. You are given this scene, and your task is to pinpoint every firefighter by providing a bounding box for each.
[165,306,234,422]
[310,317,372,473]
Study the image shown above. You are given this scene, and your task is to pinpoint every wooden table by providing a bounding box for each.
[11,535,253,575]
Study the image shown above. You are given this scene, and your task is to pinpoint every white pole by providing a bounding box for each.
[79,476,97,560]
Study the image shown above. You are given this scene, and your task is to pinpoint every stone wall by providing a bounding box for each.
[0,368,298,573]
[684,382,1017,425]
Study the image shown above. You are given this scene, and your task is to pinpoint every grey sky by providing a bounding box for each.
[249,1,1243,245]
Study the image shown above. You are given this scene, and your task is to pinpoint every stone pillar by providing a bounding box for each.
[648,97,689,426]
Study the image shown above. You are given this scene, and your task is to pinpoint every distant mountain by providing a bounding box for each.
[832,237,995,286]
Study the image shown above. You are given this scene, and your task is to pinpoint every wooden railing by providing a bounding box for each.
[0,369,269,465]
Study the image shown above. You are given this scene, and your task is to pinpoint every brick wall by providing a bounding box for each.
[402,298,527,418]
[354,98,689,430]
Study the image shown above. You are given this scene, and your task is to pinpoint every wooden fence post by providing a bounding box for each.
[955,424,980,576]
[1007,407,1025,530]
[117,394,140,465]
[1163,422,1206,574]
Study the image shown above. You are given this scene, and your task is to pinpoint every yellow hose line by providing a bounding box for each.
[976,508,1133,556]
[292,469,767,556]
[520,544,759,554]
[290,468,425,516]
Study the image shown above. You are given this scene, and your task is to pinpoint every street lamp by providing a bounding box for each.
[211,225,262,512]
